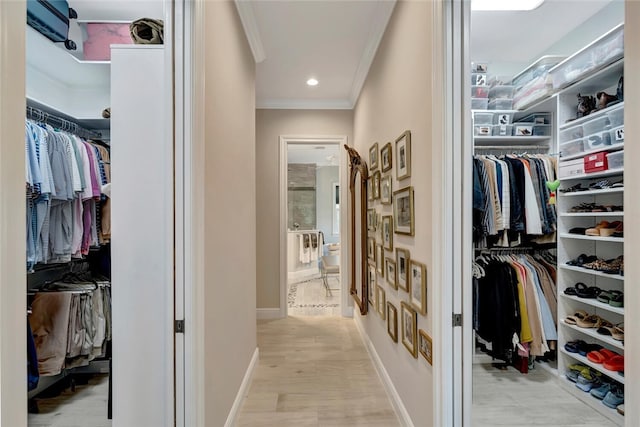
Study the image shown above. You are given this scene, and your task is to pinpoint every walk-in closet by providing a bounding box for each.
[469,1,625,425]
[24,1,170,425]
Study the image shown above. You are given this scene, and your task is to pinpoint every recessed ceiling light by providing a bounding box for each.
[306,78,319,86]
[471,0,544,11]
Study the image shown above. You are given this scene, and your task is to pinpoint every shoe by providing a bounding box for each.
[617,404,625,415]
[596,91,619,109]
[612,222,624,238]
[591,382,612,399]
[564,339,587,353]
[599,221,622,237]
[603,386,624,409]
[576,373,599,392]
[603,355,624,372]
[611,324,624,341]
[587,348,618,364]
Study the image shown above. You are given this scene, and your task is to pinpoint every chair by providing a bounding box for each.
[320,255,340,296]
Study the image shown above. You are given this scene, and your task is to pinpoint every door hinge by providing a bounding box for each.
[453,313,463,327]
[175,319,185,334]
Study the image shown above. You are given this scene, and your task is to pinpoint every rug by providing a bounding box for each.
[288,276,340,309]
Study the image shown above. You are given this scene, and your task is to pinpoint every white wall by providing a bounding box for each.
[0,1,27,426]
[316,166,340,245]
[353,1,434,425]
[256,109,353,309]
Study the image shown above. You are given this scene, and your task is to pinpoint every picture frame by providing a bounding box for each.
[372,170,381,200]
[367,208,376,231]
[395,130,411,180]
[401,301,418,358]
[369,142,379,170]
[380,175,392,205]
[419,329,433,365]
[393,186,414,236]
[385,257,397,290]
[367,177,374,202]
[396,248,410,292]
[368,262,377,307]
[387,302,398,342]
[376,244,384,276]
[409,260,427,315]
[381,215,394,251]
[381,142,392,172]
[376,285,386,319]
[367,236,376,261]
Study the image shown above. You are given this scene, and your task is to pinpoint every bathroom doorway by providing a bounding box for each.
[279,136,350,317]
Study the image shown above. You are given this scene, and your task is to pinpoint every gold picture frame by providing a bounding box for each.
[380,175,392,205]
[396,248,410,292]
[387,302,398,342]
[368,262,376,307]
[376,244,384,276]
[367,208,376,231]
[369,142,379,170]
[385,257,397,290]
[367,236,376,261]
[393,186,414,236]
[409,260,427,315]
[395,130,411,180]
[401,301,418,358]
[419,329,433,365]
[381,142,392,172]
[376,285,386,319]
[372,170,381,200]
[382,215,393,251]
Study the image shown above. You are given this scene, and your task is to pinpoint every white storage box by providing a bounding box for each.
[585,130,612,149]
[472,73,488,86]
[513,123,533,136]
[512,55,566,88]
[550,24,624,90]
[610,126,624,144]
[488,85,515,99]
[472,98,489,110]
[559,158,585,178]
[474,112,494,125]
[474,125,492,136]
[583,115,611,136]
[532,124,552,136]
[488,99,513,110]
[493,113,512,125]
[560,126,583,143]
[472,86,490,98]
[607,105,624,127]
[606,150,624,169]
[560,139,585,158]
[492,124,513,136]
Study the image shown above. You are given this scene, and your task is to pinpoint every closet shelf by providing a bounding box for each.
[560,143,624,162]
[558,377,625,424]
[561,168,624,181]
[560,294,625,316]
[561,188,624,197]
[560,348,625,385]
[558,102,624,131]
[559,233,623,243]
[474,136,550,144]
[556,58,624,100]
[559,212,624,217]
[559,264,624,281]
[561,320,624,351]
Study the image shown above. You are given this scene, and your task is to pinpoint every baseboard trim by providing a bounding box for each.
[354,316,414,427]
[224,347,259,427]
[256,308,283,319]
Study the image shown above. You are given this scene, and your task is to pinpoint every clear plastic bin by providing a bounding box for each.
[471,73,487,86]
[488,99,513,110]
[511,55,565,88]
[517,113,551,124]
[585,130,612,149]
[560,126,583,143]
[583,115,611,136]
[474,125,492,136]
[474,112,494,125]
[472,86,490,98]
[493,113,512,125]
[610,126,624,144]
[472,98,489,110]
[492,124,513,136]
[513,123,534,136]
[606,151,624,169]
[559,139,585,158]
[549,24,624,89]
[532,125,552,136]
[607,105,624,127]
[488,85,515,99]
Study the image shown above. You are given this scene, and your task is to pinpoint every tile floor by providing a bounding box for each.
[287,275,341,316]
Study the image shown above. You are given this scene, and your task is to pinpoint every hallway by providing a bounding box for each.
[237,317,400,426]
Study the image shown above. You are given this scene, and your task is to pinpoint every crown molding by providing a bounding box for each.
[257,98,353,110]
[348,0,396,107]
[234,0,266,63]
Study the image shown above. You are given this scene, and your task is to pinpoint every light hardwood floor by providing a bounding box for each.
[236,316,401,427]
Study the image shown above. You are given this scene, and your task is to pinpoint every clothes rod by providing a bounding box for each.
[26,105,103,140]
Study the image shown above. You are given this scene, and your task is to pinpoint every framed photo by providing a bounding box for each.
[419,329,433,365]
[367,177,374,202]
[409,260,427,315]
[380,175,392,205]
[395,130,411,180]
[381,142,392,172]
[387,302,398,342]
[385,257,397,290]
[368,262,377,306]
[381,215,393,251]
[372,170,381,200]
[393,186,415,236]
[376,285,386,319]
[367,237,376,261]
[367,208,376,231]
[396,248,410,292]
[401,301,418,358]
[376,244,384,276]
[369,142,379,170]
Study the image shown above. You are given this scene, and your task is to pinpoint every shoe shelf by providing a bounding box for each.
[560,143,624,162]
[558,376,624,425]
[559,264,624,281]
[560,348,625,384]
[561,188,624,197]
[558,101,624,131]
[559,212,624,217]
[561,168,624,181]
[559,233,623,243]
[561,320,624,351]
[560,294,624,316]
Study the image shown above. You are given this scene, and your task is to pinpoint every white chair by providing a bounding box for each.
[320,255,340,296]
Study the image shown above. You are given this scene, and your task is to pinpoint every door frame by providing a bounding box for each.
[279,135,351,318]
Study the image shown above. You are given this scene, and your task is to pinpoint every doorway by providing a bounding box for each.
[279,136,350,317]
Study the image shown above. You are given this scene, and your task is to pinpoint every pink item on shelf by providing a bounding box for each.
[83,23,132,61]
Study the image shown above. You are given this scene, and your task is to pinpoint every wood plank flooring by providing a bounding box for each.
[236,316,401,427]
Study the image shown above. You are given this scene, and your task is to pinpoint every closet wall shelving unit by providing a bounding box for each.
[556,56,625,425]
